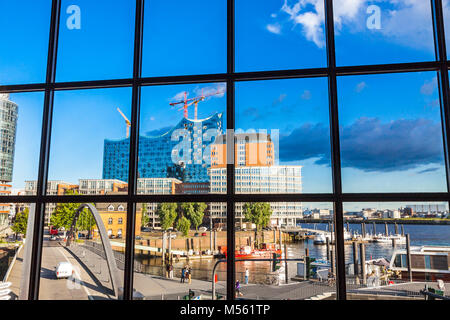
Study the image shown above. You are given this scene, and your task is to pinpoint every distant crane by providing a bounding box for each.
[117,107,131,138]
[169,88,225,120]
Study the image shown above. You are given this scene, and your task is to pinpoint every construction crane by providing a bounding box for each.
[117,107,131,138]
[169,88,225,120]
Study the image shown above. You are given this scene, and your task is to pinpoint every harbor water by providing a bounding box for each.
[135,223,450,284]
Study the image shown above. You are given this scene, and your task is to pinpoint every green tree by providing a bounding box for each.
[11,208,29,238]
[156,203,178,231]
[176,216,191,237]
[141,203,150,228]
[182,202,207,231]
[50,190,95,235]
[243,202,272,246]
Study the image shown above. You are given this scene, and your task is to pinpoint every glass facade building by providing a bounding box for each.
[103,112,223,183]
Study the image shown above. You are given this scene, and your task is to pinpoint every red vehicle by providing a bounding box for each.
[49,226,58,236]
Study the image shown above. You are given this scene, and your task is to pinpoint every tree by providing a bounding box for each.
[141,203,150,228]
[156,203,178,231]
[182,202,207,231]
[50,190,95,235]
[176,216,191,237]
[243,203,272,246]
[11,208,29,238]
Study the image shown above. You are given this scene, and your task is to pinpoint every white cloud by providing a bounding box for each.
[276,0,440,51]
[420,77,437,96]
[355,81,367,93]
[301,90,312,100]
[170,91,187,102]
[266,23,282,34]
[194,83,226,99]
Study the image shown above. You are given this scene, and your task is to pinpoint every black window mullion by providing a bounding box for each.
[123,0,144,301]
[226,0,236,301]
[28,0,61,300]
[432,0,450,196]
[324,0,346,300]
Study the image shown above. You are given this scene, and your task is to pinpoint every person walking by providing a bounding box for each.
[187,265,192,284]
[166,263,170,278]
[244,268,249,284]
[180,267,186,283]
[235,280,243,297]
[169,263,174,279]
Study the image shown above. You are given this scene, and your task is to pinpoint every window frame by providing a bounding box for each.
[0,0,448,301]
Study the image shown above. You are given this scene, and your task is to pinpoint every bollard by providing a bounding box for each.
[406,234,412,282]
[360,243,366,285]
[326,237,330,261]
[352,241,359,281]
[401,225,405,237]
[284,243,288,284]
[330,249,335,276]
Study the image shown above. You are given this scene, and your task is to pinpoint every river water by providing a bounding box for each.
[135,223,450,283]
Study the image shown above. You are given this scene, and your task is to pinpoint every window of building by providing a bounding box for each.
[3,0,450,302]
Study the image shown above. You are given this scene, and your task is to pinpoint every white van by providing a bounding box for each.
[55,262,74,279]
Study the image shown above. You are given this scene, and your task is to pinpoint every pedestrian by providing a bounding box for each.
[181,267,186,283]
[169,263,174,279]
[245,268,249,284]
[186,264,192,284]
[166,263,170,278]
[235,280,243,297]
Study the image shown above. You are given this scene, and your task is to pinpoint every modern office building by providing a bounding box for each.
[208,133,303,227]
[78,179,128,195]
[103,112,224,183]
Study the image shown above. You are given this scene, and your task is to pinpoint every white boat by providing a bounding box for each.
[374,234,406,244]
[313,231,352,244]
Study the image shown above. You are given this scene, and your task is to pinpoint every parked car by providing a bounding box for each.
[198,227,208,232]
[135,236,142,240]
[201,232,207,236]
[55,262,74,279]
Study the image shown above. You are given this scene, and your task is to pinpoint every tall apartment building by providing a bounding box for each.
[103,113,223,183]
[209,133,302,227]
[0,94,18,226]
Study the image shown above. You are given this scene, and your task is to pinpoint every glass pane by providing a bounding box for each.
[0,93,44,196]
[236,0,326,72]
[343,202,449,300]
[136,83,226,194]
[39,202,124,300]
[134,202,226,300]
[234,202,337,300]
[1,203,33,300]
[338,72,447,193]
[0,0,51,85]
[56,0,136,82]
[235,78,332,194]
[334,0,436,66]
[142,0,226,77]
[48,88,132,197]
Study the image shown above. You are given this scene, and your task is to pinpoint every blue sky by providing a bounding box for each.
[2,0,450,200]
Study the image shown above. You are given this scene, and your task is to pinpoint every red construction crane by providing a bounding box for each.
[169,88,225,120]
